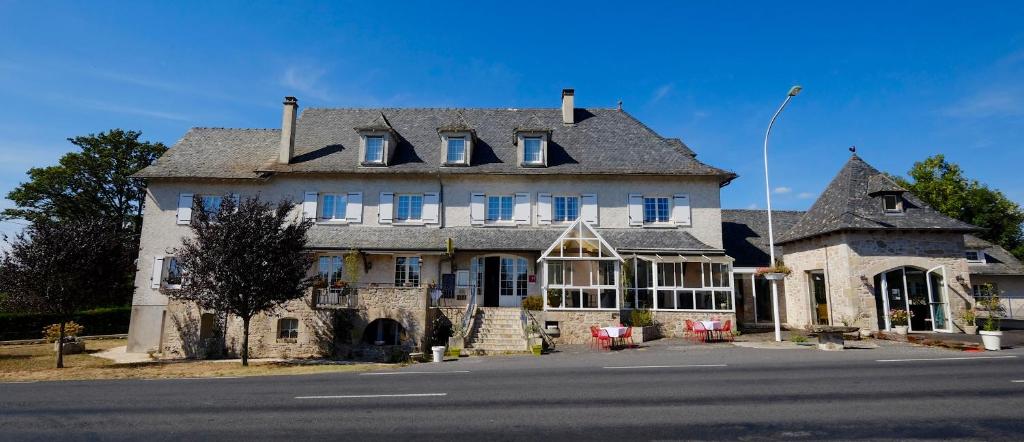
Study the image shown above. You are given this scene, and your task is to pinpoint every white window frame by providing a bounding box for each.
[883,194,902,213]
[394,256,422,287]
[164,257,183,289]
[277,318,299,340]
[499,257,530,299]
[394,194,424,223]
[318,255,345,286]
[445,136,467,165]
[642,196,672,225]
[198,195,223,218]
[523,137,544,165]
[485,195,515,224]
[552,195,580,223]
[964,250,985,264]
[621,257,735,312]
[319,193,348,222]
[364,135,385,164]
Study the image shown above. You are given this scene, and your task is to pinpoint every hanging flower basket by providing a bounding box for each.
[756,264,792,281]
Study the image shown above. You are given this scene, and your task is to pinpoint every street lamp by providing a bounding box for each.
[763,85,802,342]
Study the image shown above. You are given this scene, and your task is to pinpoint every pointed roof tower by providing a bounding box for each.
[777,154,979,244]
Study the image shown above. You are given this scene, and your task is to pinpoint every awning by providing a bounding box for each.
[633,254,734,264]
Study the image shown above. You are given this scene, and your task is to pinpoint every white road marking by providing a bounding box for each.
[295,393,447,400]
[876,355,1018,363]
[1012,380,1024,383]
[359,370,470,376]
[603,364,728,369]
[142,376,243,381]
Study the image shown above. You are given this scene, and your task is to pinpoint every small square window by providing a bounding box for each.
[883,195,901,212]
[643,197,670,223]
[365,136,384,163]
[965,251,985,263]
[446,137,467,164]
[320,194,348,221]
[278,318,299,340]
[395,194,423,222]
[486,195,514,222]
[523,137,543,164]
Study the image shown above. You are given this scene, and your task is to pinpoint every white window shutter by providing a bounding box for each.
[423,192,440,224]
[150,256,164,289]
[628,193,643,226]
[470,193,485,226]
[537,193,552,225]
[176,193,193,225]
[379,192,394,224]
[302,192,318,220]
[514,193,531,225]
[581,194,598,225]
[673,194,691,226]
[346,192,363,223]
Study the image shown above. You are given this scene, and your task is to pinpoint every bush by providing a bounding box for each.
[546,289,562,308]
[521,295,543,311]
[43,321,85,342]
[628,309,654,327]
[0,306,130,341]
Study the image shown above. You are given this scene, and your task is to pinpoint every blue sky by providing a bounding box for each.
[1,1,1023,240]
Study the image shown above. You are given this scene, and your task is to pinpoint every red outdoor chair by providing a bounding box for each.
[621,326,635,348]
[596,328,612,350]
[721,320,734,342]
[589,325,600,349]
[684,319,695,340]
[692,321,708,343]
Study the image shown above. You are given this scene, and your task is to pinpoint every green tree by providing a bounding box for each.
[2,129,167,305]
[169,196,314,366]
[0,219,127,368]
[893,155,1024,259]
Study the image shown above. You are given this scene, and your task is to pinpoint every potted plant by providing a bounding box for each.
[756,263,792,281]
[448,323,466,357]
[889,309,911,335]
[546,288,562,308]
[977,288,1004,351]
[44,322,86,354]
[959,308,978,335]
[526,323,543,355]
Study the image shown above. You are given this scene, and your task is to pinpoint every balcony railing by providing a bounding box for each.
[314,287,358,309]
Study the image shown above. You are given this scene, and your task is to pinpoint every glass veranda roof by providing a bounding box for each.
[538,219,622,261]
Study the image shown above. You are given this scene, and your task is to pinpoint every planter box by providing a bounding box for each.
[632,326,660,343]
[54,341,85,355]
[980,330,1002,351]
[963,325,978,335]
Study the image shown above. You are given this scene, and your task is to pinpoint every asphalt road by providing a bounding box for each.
[2,343,1024,441]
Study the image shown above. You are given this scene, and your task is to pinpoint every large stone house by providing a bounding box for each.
[723,154,1024,333]
[126,90,741,357]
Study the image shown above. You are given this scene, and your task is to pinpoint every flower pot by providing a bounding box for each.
[963,325,978,335]
[763,272,785,281]
[531,345,543,356]
[980,330,1002,351]
[893,325,908,335]
[859,329,873,338]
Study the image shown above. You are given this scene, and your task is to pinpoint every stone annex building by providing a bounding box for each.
[125,90,1024,358]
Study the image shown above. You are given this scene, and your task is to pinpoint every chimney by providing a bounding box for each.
[561,88,575,125]
[278,96,298,164]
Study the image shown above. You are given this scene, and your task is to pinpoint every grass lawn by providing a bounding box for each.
[0,339,395,382]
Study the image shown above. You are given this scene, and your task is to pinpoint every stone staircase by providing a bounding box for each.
[466,307,529,354]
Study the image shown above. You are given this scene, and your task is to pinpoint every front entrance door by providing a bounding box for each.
[810,272,829,325]
[483,256,500,307]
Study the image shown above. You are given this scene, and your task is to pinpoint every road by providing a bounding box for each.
[2,342,1023,441]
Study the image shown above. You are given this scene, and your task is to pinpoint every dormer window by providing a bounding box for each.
[523,137,543,164]
[364,136,384,163]
[440,131,473,166]
[965,250,985,263]
[883,194,902,213]
[446,137,466,163]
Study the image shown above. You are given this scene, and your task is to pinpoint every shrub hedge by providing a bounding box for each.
[0,306,131,341]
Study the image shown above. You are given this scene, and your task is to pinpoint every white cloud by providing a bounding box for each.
[773,187,792,194]
[650,83,674,103]
[51,95,193,122]
[798,192,815,199]
[280,66,331,101]
[942,87,1024,118]
[746,203,758,209]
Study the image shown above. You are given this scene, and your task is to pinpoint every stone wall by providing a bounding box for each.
[161,286,430,359]
[781,231,973,332]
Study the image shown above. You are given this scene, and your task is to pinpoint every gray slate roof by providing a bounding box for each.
[135,107,734,181]
[964,235,1024,276]
[777,154,979,244]
[306,225,720,254]
[721,209,806,267]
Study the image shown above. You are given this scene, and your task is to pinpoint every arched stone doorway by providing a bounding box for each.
[362,318,408,346]
[872,266,950,332]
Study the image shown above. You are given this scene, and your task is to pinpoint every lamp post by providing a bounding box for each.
[764,85,802,342]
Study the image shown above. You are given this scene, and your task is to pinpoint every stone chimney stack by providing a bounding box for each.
[561,88,575,125]
[278,96,298,164]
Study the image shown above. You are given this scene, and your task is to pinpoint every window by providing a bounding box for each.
[166,257,183,287]
[883,195,901,212]
[318,256,344,286]
[499,257,529,298]
[486,195,514,222]
[278,318,299,340]
[395,256,421,287]
[965,251,985,263]
[523,137,543,164]
[320,194,347,221]
[643,197,670,223]
[395,194,423,222]
[199,195,223,217]
[553,196,580,222]
[548,261,565,286]
[702,263,730,288]
[973,283,999,299]
[446,137,467,164]
[364,136,384,163]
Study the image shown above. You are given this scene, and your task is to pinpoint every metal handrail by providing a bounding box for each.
[314,287,358,308]
[523,309,555,351]
[459,287,478,344]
